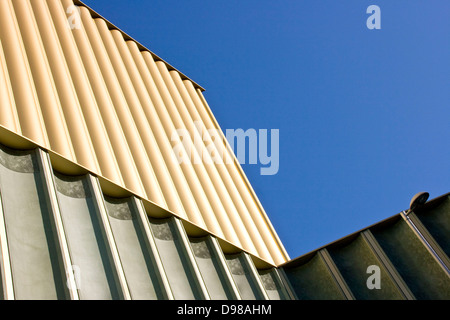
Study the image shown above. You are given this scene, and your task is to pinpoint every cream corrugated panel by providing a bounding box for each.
[156,62,255,255]
[114,33,216,235]
[101,23,207,230]
[0,40,20,133]
[171,72,272,263]
[0,0,48,148]
[159,66,265,261]
[57,0,146,198]
[190,85,289,265]
[0,0,290,265]
[12,0,75,162]
[46,0,123,186]
[77,5,166,207]
[135,48,227,241]
[29,0,100,173]
[141,52,242,247]
[119,39,206,229]
[91,17,185,215]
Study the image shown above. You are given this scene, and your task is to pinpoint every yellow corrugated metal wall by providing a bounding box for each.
[0,0,288,266]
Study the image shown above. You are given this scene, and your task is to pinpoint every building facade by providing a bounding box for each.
[0,0,448,300]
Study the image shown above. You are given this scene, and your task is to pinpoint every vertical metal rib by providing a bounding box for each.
[361,229,416,300]
[87,174,131,300]
[208,236,242,300]
[318,249,355,300]
[172,217,211,300]
[36,149,79,300]
[276,268,299,300]
[272,268,298,300]
[401,211,450,277]
[132,197,174,300]
[242,253,270,300]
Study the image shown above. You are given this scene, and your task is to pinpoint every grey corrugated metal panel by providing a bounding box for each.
[370,214,450,299]
[224,252,269,300]
[326,233,407,300]
[172,217,211,300]
[131,197,175,300]
[279,214,412,271]
[400,194,450,276]
[274,268,299,300]
[412,194,450,259]
[54,171,128,299]
[0,145,69,299]
[73,0,205,92]
[0,125,277,272]
[281,252,347,300]
[318,249,355,300]
[37,149,80,300]
[189,235,241,300]
[279,229,368,270]
[257,268,293,300]
[405,212,450,274]
[280,193,450,299]
[87,174,132,300]
[147,216,210,299]
[361,230,416,300]
[280,194,449,269]
[103,195,173,300]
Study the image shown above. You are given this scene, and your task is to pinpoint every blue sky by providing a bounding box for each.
[82,0,450,260]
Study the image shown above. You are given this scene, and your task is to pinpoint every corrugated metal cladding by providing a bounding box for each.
[0,139,447,300]
[280,193,450,300]
[0,0,288,266]
[0,141,291,300]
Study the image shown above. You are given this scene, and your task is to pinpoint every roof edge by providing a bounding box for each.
[73,0,205,92]
[280,192,450,268]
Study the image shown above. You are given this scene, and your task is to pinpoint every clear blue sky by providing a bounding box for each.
[82,0,450,260]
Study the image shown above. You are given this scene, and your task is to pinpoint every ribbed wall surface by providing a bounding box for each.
[0,140,447,300]
[0,142,291,300]
[280,194,450,300]
[0,0,288,265]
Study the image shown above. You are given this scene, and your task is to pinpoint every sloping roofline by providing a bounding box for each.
[74,0,205,92]
[281,192,450,268]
